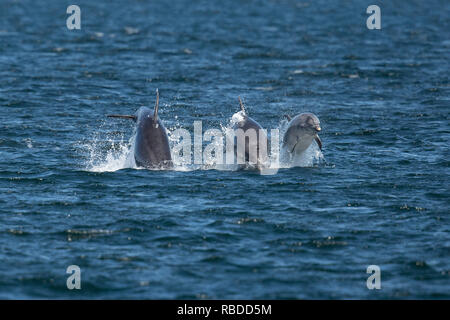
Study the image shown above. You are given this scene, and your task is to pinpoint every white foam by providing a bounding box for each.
[82,115,324,173]
[230,110,246,125]
[86,135,136,172]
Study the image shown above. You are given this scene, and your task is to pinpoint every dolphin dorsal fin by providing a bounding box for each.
[153,88,159,126]
[238,96,246,113]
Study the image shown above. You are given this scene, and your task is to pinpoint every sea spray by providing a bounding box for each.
[83,116,324,173]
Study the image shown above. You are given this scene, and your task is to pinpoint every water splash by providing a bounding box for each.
[82,121,137,172]
[82,114,324,173]
[88,137,136,172]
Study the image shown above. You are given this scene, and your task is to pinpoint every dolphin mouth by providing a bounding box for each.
[315,126,321,132]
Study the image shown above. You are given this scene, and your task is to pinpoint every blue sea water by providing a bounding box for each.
[0,0,449,299]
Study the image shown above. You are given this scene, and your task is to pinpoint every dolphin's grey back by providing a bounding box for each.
[282,115,304,149]
[134,107,172,168]
[232,114,267,164]
[233,114,263,133]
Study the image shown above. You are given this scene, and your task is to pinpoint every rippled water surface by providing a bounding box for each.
[0,0,449,299]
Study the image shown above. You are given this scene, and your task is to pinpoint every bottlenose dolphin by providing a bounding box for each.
[231,97,268,167]
[108,89,173,169]
[282,113,322,156]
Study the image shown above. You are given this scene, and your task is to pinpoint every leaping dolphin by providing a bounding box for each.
[282,113,322,156]
[108,89,173,169]
[230,97,268,168]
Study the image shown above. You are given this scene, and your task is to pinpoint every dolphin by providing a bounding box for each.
[230,97,268,167]
[107,89,173,169]
[282,113,322,156]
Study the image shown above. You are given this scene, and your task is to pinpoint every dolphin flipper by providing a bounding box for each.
[107,114,137,121]
[314,135,322,150]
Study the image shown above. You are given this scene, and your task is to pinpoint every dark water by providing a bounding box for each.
[0,0,449,299]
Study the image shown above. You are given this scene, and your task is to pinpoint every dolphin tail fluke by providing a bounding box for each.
[153,88,159,125]
[107,114,137,121]
[238,96,245,113]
